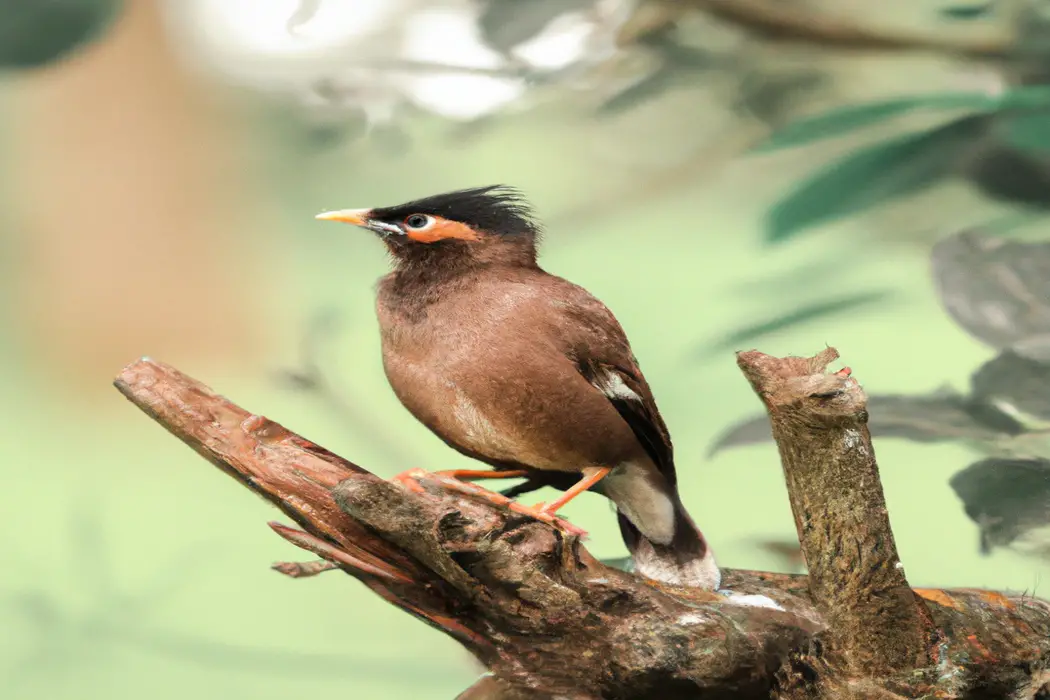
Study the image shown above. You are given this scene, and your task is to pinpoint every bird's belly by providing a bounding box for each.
[384,353,559,468]
[445,384,534,463]
[380,319,636,472]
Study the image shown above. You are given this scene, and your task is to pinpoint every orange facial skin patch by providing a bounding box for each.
[405,217,481,243]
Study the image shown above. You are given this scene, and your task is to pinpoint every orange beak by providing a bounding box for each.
[314,208,371,226]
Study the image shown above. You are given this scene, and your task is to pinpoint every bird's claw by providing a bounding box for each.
[506,500,588,538]
[390,468,429,494]
[388,469,588,538]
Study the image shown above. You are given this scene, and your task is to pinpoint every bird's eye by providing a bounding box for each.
[404,214,433,229]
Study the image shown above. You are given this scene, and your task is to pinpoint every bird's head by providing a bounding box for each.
[315,185,541,268]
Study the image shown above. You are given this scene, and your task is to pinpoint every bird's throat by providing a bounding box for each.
[385,236,538,280]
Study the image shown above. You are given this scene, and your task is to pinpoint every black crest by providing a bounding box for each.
[370,185,541,238]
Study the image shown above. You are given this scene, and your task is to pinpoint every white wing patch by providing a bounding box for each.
[593,368,642,402]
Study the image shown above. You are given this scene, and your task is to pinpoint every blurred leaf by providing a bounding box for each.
[708,414,773,455]
[756,85,1050,155]
[598,68,679,116]
[939,2,996,19]
[765,115,986,243]
[616,0,686,46]
[477,0,592,54]
[1002,111,1050,155]
[0,0,121,69]
[997,85,1050,110]
[598,42,716,116]
[286,0,321,35]
[970,343,1050,425]
[754,94,994,153]
[708,388,1024,456]
[737,70,827,128]
[726,259,849,300]
[753,539,805,572]
[695,291,892,359]
[964,142,1050,208]
[950,457,1050,554]
[931,230,1050,349]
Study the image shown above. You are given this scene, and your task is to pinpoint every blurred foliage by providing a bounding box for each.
[0,0,122,69]
[950,457,1050,554]
[708,388,1026,456]
[758,86,1050,242]
[932,230,1050,350]
[695,290,894,360]
[711,230,1050,559]
[478,0,594,55]
[939,3,998,20]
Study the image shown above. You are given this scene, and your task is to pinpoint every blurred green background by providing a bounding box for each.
[3,0,1049,698]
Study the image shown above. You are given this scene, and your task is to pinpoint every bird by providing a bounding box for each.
[315,185,720,588]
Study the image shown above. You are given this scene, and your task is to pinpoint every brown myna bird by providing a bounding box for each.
[315,185,720,588]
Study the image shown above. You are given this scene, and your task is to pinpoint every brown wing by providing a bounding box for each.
[549,280,678,486]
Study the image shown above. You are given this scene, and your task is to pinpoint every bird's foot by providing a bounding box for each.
[504,500,588,538]
[389,469,588,538]
[390,468,429,495]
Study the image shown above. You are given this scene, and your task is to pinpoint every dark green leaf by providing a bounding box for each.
[970,343,1050,424]
[754,93,995,153]
[931,230,1050,348]
[765,115,988,243]
[477,0,591,53]
[695,291,891,359]
[939,3,996,19]
[708,388,1024,456]
[598,43,716,116]
[995,85,1050,110]
[1002,111,1050,154]
[598,68,679,116]
[950,457,1050,554]
[965,143,1050,208]
[0,0,122,70]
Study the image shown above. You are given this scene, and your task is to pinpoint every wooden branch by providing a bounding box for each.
[115,354,1050,699]
[618,0,1012,59]
[736,349,934,676]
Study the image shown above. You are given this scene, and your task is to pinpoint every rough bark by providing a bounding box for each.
[736,349,934,677]
[114,350,1050,699]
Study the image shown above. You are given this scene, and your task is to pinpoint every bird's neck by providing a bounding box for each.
[380,237,539,317]
[386,236,538,285]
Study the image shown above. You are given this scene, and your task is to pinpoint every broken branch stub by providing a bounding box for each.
[736,348,935,676]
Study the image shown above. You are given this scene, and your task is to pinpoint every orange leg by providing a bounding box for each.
[390,468,429,494]
[390,468,527,495]
[528,467,612,517]
[389,467,611,539]
[434,469,529,481]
